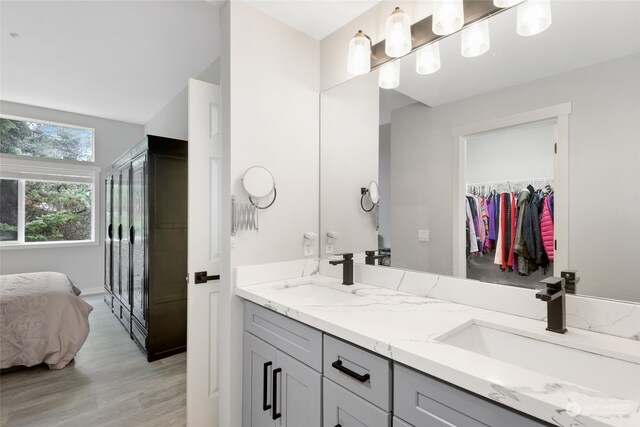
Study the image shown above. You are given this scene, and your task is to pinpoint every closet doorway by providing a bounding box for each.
[452,103,570,288]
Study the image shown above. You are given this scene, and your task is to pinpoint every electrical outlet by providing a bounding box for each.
[304,245,313,257]
[326,243,335,254]
[418,229,430,242]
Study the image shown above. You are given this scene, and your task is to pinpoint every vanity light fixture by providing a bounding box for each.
[517,0,552,37]
[432,0,465,36]
[461,19,490,57]
[416,42,441,75]
[378,61,400,89]
[347,30,372,75]
[493,0,525,7]
[385,7,412,58]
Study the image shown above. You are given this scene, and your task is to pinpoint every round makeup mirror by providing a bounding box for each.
[368,180,380,204]
[242,166,277,209]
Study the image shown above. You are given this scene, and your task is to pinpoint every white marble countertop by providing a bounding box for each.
[236,275,640,427]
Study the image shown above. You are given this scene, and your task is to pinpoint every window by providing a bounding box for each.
[0,116,94,161]
[0,116,99,248]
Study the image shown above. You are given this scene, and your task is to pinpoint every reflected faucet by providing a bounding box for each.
[536,277,567,334]
[561,270,580,295]
[365,249,387,266]
[329,253,353,285]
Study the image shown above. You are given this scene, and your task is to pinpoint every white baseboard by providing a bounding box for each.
[81,287,104,296]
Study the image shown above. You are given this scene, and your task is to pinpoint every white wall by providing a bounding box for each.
[0,101,144,293]
[144,58,220,140]
[219,2,321,425]
[320,71,379,257]
[466,121,555,183]
[389,54,640,302]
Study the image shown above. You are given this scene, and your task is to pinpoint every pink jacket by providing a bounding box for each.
[540,195,554,262]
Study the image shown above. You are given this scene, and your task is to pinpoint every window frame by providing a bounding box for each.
[0,155,101,250]
[0,114,96,162]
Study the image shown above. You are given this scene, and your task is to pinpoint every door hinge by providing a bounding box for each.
[554,239,557,250]
[554,143,557,154]
[195,271,220,284]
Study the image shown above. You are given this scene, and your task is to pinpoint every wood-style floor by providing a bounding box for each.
[0,294,186,427]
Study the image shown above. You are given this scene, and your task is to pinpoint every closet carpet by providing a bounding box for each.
[0,294,186,427]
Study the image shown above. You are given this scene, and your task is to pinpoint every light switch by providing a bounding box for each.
[418,229,429,242]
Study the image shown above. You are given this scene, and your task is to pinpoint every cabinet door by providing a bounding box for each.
[276,350,321,427]
[119,165,131,306]
[104,176,113,294]
[323,378,390,427]
[112,172,121,297]
[131,155,146,326]
[243,332,277,427]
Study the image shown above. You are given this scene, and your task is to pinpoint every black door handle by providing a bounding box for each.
[272,367,282,420]
[194,271,220,284]
[130,225,135,245]
[118,224,122,240]
[331,360,370,383]
[108,224,113,239]
[262,361,272,411]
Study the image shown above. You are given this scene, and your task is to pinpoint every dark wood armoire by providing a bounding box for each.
[104,135,187,361]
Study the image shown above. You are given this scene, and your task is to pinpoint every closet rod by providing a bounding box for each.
[466,177,553,187]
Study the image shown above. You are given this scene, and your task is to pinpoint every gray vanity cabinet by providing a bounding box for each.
[243,302,322,427]
[323,377,390,427]
[394,364,549,427]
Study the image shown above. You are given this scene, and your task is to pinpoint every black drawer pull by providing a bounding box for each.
[272,367,282,420]
[332,360,370,383]
[108,224,113,239]
[335,425,342,427]
[262,361,272,411]
[130,225,135,244]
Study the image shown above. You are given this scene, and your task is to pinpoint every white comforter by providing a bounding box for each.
[0,272,93,369]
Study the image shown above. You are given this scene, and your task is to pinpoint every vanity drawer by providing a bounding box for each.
[244,301,322,371]
[323,335,392,411]
[392,417,413,427]
[394,364,549,427]
[323,377,390,427]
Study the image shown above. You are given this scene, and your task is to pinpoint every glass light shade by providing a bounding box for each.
[517,0,552,36]
[385,8,412,58]
[432,0,464,36]
[378,61,400,89]
[416,42,441,75]
[493,0,525,7]
[461,19,490,57]
[347,31,372,75]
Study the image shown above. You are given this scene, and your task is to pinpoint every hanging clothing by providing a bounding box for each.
[495,194,505,266]
[482,198,491,251]
[466,197,479,253]
[508,192,517,269]
[541,195,554,262]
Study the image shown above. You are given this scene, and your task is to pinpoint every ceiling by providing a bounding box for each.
[1,1,221,124]
[391,1,640,108]
[244,0,384,40]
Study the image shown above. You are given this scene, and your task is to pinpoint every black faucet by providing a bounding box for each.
[365,250,387,265]
[536,277,567,334]
[329,253,354,285]
[561,270,580,295]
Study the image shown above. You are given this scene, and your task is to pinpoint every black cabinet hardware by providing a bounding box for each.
[130,225,135,244]
[108,224,113,239]
[194,271,220,284]
[331,360,370,383]
[272,367,282,420]
[118,224,122,240]
[262,361,272,411]
[335,424,342,427]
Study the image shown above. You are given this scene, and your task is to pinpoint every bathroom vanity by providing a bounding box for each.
[237,263,640,427]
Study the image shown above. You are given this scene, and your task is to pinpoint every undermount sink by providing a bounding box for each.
[438,320,640,400]
[276,283,364,306]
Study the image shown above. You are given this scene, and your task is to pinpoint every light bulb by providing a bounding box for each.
[385,7,412,58]
[461,19,490,57]
[432,0,464,36]
[493,0,525,7]
[416,42,441,75]
[378,61,400,89]
[347,30,371,75]
[517,0,552,36]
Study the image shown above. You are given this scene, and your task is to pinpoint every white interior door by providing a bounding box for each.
[187,78,221,427]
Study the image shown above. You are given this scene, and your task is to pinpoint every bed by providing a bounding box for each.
[0,272,93,370]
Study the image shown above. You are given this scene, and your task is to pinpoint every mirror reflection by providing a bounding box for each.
[320,1,640,303]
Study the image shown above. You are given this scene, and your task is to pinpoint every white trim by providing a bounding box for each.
[0,114,95,162]
[0,240,98,250]
[452,102,572,278]
[80,287,104,296]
